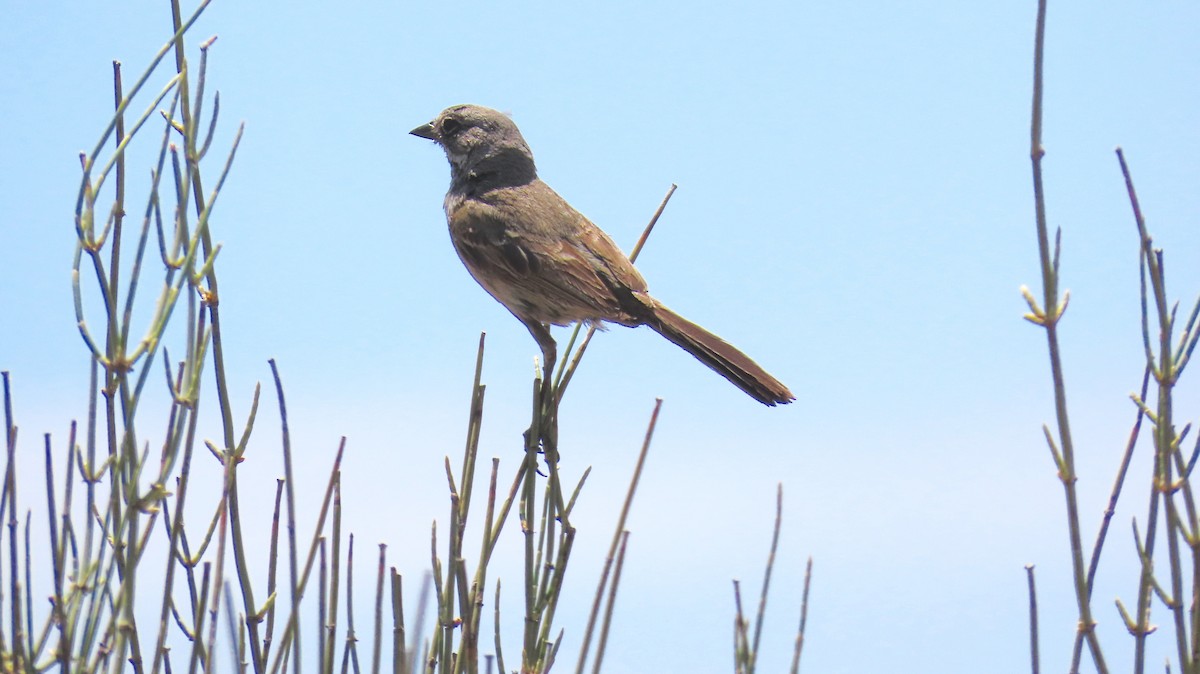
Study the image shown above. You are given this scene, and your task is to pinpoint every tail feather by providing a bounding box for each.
[647,306,794,406]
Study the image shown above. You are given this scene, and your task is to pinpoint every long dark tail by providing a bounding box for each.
[646,306,794,406]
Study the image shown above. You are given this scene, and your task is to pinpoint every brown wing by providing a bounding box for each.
[447,179,651,327]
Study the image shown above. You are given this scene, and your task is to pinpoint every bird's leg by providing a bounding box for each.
[522,320,569,522]
[521,319,559,461]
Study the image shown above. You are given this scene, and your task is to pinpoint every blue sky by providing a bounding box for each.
[2,2,1199,672]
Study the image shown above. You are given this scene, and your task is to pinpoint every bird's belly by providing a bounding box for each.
[460,258,604,326]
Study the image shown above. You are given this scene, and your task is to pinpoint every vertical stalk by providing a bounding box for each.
[1026,1,1108,672]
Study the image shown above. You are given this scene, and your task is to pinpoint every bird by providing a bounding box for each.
[410,104,794,406]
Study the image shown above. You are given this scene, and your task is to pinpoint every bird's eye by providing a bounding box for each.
[440,118,461,136]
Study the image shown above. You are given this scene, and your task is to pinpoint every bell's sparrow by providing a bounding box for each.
[411,105,793,406]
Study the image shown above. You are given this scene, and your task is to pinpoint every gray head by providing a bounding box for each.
[410,105,537,191]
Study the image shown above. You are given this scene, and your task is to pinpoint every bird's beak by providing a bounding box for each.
[409,122,438,140]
